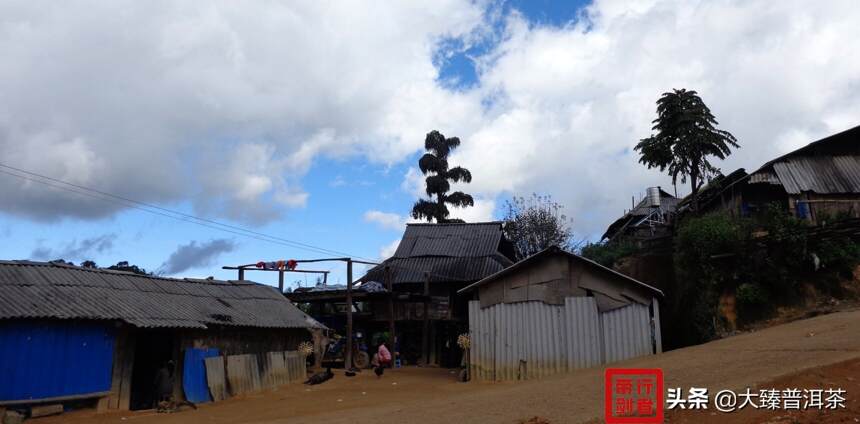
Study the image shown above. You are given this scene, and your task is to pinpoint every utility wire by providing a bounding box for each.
[0,163,366,259]
[0,162,477,282]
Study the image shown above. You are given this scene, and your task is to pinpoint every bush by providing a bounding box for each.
[736,283,768,306]
[814,236,860,278]
[671,204,860,343]
[580,240,636,268]
[673,213,747,342]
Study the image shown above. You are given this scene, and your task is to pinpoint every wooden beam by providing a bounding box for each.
[385,266,396,363]
[278,270,284,292]
[345,259,353,370]
[222,266,330,273]
[105,328,128,411]
[421,272,430,365]
[118,333,136,411]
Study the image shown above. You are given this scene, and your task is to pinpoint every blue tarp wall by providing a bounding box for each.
[0,321,115,402]
[182,347,221,403]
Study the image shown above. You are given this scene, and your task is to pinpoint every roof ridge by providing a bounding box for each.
[0,259,260,287]
[406,221,503,226]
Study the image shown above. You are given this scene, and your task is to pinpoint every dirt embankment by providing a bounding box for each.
[667,357,860,423]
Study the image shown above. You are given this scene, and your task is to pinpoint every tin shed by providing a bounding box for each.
[0,260,323,412]
[458,246,663,381]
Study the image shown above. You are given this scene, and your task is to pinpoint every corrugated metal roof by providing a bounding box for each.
[392,222,505,258]
[362,222,515,285]
[0,261,325,330]
[746,125,860,194]
[458,245,664,297]
[749,168,780,185]
[768,156,860,194]
[602,189,679,240]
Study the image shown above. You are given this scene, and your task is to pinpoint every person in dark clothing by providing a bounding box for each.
[304,367,334,385]
[153,360,175,407]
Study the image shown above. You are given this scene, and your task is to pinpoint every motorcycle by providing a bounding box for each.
[322,331,371,369]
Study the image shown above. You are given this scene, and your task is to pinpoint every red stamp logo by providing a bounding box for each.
[605,368,664,423]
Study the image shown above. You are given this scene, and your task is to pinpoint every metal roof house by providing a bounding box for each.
[361,221,516,287]
[291,222,516,367]
[0,260,322,412]
[602,187,680,242]
[458,246,663,381]
[676,125,860,223]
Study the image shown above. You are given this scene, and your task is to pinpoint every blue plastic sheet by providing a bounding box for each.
[0,321,114,402]
[182,347,221,403]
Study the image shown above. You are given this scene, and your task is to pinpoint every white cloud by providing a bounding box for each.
[363,210,408,231]
[3,0,859,242]
[0,0,487,223]
[379,239,401,259]
[449,0,860,238]
[448,197,496,222]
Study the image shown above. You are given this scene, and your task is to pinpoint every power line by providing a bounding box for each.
[0,162,474,282]
[0,163,369,260]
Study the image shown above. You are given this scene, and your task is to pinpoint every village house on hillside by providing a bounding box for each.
[458,246,663,381]
[677,125,860,223]
[602,187,680,242]
[0,260,323,412]
[289,222,516,368]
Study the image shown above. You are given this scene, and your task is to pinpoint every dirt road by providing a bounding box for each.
[42,308,860,424]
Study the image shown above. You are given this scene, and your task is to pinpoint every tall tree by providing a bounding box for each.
[503,193,574,260]
[411,130,474,223]
[107,261,151,275]
[635,89,739,210]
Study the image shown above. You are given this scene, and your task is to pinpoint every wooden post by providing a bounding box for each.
[652,297,663,354]
[238,268,245,281]
[118,333,136,411]
[278,270,284,292]
[345,259,353,370]
[421,272,430,366]
[385,266,396,364]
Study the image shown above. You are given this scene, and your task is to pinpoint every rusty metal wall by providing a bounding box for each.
[468,297,659,381]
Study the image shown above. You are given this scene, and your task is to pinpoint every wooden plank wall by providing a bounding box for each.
[204,357,227,402]
[263,352,289,388]
[226,354,262,396]
[224,351,305,397]
[285,351,306,383]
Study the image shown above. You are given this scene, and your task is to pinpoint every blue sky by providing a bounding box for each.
[0,1,591,287]
[2,0,858,288]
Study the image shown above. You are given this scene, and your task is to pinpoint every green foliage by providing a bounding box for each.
[107,261,152,275]
[635,89,739,208]
[673,204,860,342]
[750,204,808,292]
[503,193,575,260]
[814,236,860,278]
[411,130,474,223]
[673,213,747,341]
[735,283,768,306]
[580,240,636,268]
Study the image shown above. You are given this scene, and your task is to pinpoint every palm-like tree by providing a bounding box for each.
[411,130,474,223]
[635,89,739,210]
